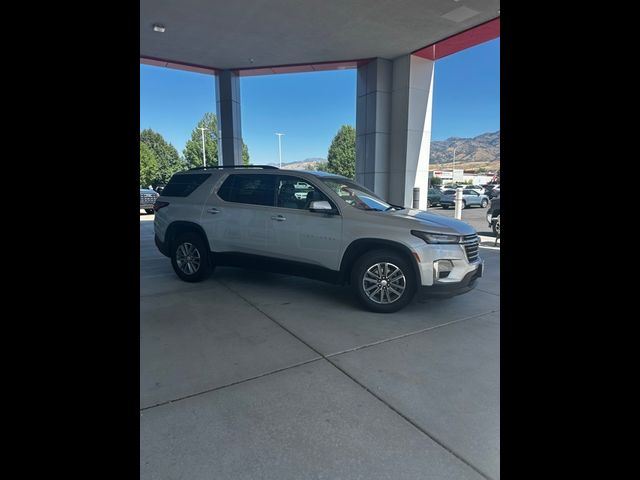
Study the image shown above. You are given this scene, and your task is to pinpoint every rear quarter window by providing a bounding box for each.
[161,173,211,197]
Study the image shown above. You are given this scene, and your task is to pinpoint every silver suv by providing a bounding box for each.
[153,166,483,313]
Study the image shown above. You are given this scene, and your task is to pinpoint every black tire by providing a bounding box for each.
[492,217,500,236]
[462,200,467,209]
[351,249,417,313]
[442,205,449,210]
[145,209,154,214]
[427,199,432,208]
[171,232,213,282]
[481,199,488,208]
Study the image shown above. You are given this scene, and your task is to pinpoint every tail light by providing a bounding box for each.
[153,201,170,212]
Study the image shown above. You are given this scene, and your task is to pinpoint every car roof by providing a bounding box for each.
[171,167,349,181]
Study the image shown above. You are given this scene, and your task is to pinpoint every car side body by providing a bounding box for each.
[153,167,483,312]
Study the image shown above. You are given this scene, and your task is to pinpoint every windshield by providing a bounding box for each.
[320,178,397,211]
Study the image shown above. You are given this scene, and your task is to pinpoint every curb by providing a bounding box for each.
[479,235,500,250]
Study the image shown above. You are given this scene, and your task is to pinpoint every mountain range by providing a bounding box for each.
[271,130,500,170]
[430,131,500,165]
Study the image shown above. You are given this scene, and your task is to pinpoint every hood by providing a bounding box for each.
[386,208,477,236]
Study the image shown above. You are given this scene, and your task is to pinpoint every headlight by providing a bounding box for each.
[411,230,460,244]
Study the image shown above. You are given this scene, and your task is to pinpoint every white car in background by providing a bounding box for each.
[442,184,485,195]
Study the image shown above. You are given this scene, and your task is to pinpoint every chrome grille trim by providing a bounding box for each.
[460,234,480,263]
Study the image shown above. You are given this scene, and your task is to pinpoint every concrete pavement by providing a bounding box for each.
[140,215,500,479]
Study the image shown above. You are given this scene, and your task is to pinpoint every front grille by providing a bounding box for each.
[460,234,480,263]
[141,194,156,204]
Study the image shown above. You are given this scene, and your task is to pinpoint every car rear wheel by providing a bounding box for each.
[171,232,213,282]
[442,205,449,209]
[492,217,500,236]
[481,199,488,208]
[427,199,432,208]
[351,249,417,313]
[462,200,467,209]
[145,209,154,214]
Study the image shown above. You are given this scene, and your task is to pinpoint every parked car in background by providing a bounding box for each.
[140,188,159,214]
[483,184,500,198]
[464,185,486,195]
[439,188,490,209]
[294,181,311,190]
[486,197,500,236]
[427,188,442,208]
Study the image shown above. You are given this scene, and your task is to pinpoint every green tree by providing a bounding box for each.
[242,142,250,166]
[183,112,219,168]
[430,176,443,187]
[140,129,184,184]
[326,125,356,178]
[140,142,159,187]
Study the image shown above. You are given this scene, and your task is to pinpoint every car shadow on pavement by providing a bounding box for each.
[212,267,359,310]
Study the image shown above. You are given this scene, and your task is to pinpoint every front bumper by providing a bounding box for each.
[419,261,483,298]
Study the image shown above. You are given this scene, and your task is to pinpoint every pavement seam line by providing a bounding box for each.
[474,287,500,297]
[218,280,494,480]
[325,357,495,480]
[139,284,218,298]
[326,309,499,358]
[139,356,323,412]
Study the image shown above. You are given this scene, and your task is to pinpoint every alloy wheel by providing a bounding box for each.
[362,262,406,304]
[176,242,201,275]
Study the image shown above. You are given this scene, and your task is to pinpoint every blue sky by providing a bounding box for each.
[140,38,499,165]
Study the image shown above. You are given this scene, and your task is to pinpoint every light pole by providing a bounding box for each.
[275,132,284,168]
[199,127,209,167]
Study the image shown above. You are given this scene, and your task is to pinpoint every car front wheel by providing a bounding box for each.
[351,249,417,313]
[481,199,488,208]
[171,232,213,282]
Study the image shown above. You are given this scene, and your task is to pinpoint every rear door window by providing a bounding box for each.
[217,174,276,207]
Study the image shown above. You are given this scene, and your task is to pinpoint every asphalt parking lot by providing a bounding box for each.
[140,212,500,480]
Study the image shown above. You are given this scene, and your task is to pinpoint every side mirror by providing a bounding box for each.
[309,200,337,214]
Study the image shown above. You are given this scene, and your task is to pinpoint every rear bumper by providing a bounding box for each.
[419,262,483,298]
[154,234,170,257]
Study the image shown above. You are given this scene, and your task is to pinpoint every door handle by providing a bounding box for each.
[207,208,220,214]
[271,215,286,221]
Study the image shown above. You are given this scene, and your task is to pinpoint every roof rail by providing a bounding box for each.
[189,165,278,170]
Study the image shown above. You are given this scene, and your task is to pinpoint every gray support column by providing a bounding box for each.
[215,70,243,166]
[389,55,435,209]
[355,59,392,199]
